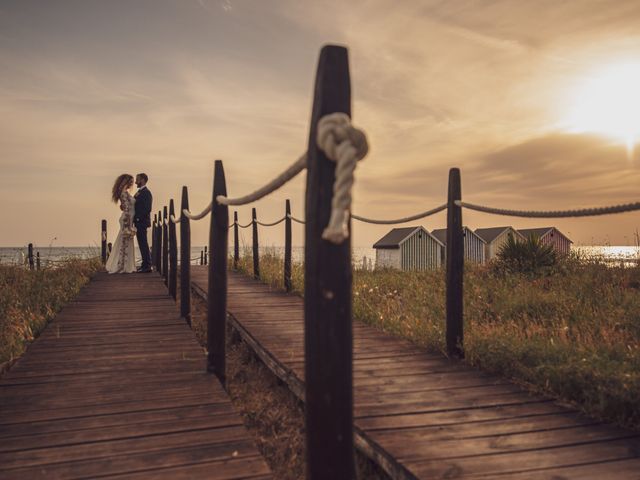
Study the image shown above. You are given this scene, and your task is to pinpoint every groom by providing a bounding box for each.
[134,173,153,273]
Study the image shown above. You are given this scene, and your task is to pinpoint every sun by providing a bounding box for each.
[564,62,640,155]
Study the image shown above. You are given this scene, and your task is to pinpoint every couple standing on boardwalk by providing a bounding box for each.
[105,173,153,274]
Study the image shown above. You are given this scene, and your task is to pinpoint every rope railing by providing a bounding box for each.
[288,213,306,225]
[256,217,287,227]
[456,200,640,218]
[351,204,447,225]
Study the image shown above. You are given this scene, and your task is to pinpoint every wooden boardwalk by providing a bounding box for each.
[0,272,271,480]
[191,267,640,480]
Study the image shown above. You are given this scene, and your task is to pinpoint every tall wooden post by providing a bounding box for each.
[208,160,229,385]
[446,167,464,358]
[180,186,192,326]
[162,206,169,285]
[304,45,355,480]
[151,214,157,267]
[200,250,204,265]
[204,246,208,265]
[284,199,292,292]
[233,211,239,270]
[28,243,34,270]
[101,220,107,265]
[252,208,259,279]
[36,252,41,271]
[168,200,178,301]
[156,210,163,272]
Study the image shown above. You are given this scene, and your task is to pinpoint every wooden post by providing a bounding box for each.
[207,160,228,385]
[304,45,355,480]
[168,199,178,301]
[284,199,292,292]
[151,214,157,267]
[101,220,107,264]
[156,210,163,272]
[180,186,192,326]
[162,206,169,285]
[36,252,41,271]
[28,243,34,270]
[252,207,259,279]
[446,167,464,358]
[204,246,208,265]
[233,211,239,270]
[200,250,204,265]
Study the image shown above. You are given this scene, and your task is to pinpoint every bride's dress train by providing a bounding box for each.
[106,192,136,274]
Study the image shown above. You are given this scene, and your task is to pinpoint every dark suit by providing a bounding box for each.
[134,187,153,269]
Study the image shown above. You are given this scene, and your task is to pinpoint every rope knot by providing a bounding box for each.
[316,112,369,244]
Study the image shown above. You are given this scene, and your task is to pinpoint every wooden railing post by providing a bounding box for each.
[446,167,464,358]
[304,45,355,480]
[151,214,157,267]
[28,243,34,270]
[101,220,107,265]
[162,206,169,285]
[200,250,204,265]
[180,186,192,326]
[233,211,239,270]
[156,210,162,272]
[204,246,208,265]
[36,252,41,271]
[252,207,259,279]
[168,199,178,301]
[284,199,292,292]
[207,160,229,385]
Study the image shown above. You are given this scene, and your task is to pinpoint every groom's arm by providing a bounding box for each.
[144,191,153,216]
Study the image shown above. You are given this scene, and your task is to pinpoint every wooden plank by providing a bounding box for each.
[0,272,270,479]
[191,267,640,479]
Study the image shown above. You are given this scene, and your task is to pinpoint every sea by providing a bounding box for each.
[0,245,638,269]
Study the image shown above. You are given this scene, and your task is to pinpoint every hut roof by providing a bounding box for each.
[373,227,420,249]
[519,227,573,243]
[431,227,486,246]
[373,226,444,249]
[474,226,518,244]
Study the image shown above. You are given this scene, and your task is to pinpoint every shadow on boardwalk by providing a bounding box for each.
[0,272,271,480]
[191,266,640,480]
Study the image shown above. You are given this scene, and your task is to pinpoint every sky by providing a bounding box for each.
[2,0,640,249]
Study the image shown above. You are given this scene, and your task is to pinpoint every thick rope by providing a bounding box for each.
[352,204,447,225]
[316,113,368,243]
[216,154,306,206]
[182,204,212,221]
[257,217,287,227]
[287,213,306,225]
[238,221,253,229]
[212,113,367,244]
[170,215,180,224]
[457,200,640,218]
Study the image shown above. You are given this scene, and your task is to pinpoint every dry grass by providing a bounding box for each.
[0,258,101,371]
[234,251,640,431]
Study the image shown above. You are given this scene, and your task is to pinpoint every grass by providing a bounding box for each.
[0,258,102,370]
[233,249,640,431]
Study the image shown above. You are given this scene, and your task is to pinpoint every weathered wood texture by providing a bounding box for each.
[0,272,271,480]
[190,267,640,480]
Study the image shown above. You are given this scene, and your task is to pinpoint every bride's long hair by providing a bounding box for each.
[111,174,134,203]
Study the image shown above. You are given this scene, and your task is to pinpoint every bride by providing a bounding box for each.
[106,174,137,274]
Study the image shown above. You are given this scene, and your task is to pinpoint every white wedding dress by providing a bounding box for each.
[106,191,137,274]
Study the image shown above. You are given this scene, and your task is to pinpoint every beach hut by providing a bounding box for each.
[431,227,487,264]
[373,226,444,270]
[474,226,526,261]
[518,227,573,255]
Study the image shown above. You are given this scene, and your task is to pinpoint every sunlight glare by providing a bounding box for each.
[565,62,640,156]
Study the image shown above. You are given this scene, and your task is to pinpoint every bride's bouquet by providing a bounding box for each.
[122,225,137,238]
